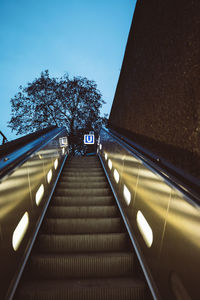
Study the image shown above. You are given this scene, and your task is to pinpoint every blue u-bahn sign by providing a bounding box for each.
[84,134,95,144]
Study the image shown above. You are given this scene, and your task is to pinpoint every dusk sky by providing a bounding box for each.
[0,0,136,141]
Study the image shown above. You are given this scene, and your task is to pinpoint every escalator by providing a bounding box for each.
[13,156,152,300]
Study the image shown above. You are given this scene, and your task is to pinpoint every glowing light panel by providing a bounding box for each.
[105,153,108,160]
[54,159,58,170]
[108,159,112,170]
[123,185,131,205]
[137,210,153,248]
[47,169,52,183]
[114,169,119,183]
[12,212,29,251]
[99,144,102,150]
[35,184,44,206]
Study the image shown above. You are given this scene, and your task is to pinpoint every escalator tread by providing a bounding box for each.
[46,205,120,218]
[34,232,132,253]
[51,195,114,206]
[25,252,135,279]
[14,156,151,300]
[17,278,148,300]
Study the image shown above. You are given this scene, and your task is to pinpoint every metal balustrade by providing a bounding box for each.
[0,125,199,300]
[97,126,200,300]
[0,127,68,300]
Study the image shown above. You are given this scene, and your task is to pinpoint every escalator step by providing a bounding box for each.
[67,164,101,168]
[26,252,135,279]
[69,157,98,161]
[34,233,131,253]
[41,217,124,234]
[46,205,119,218]
[66,166,102,171]
[15,278,147,300]
[52,195,114,206]
[66,164,101,168]
[55,187,112,197]
[61,171,105,177]
[57,181,109,189]
[59,175,106,182]
[68,157,98,162]
[68,158,99,162]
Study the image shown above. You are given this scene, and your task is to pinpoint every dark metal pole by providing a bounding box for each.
[0,131,8,145]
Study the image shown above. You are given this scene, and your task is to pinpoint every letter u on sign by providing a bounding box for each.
[84,134,95,144]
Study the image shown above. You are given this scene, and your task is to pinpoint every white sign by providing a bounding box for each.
[59,137,68,147]
[84,134,95,144]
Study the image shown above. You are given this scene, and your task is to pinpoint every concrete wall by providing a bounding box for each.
[109,0,200,178]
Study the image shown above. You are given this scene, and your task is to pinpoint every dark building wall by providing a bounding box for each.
[109,0,200,177]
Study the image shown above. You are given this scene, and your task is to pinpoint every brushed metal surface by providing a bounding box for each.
[0,129,68,300]
[158,189,200,300]
[133,163,171,289]
[98,128,199,300]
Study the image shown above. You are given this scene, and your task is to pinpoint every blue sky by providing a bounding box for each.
[0,0,136,141]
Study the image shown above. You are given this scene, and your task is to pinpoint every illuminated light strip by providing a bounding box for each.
[47,169,52,183]
[62,148,65,155]
[114,169,120,183]
[35,184,44,206]
[123,185,131,205]
[108,159,112,170]
[136,210,153,248]
[105,153,108,160]
[12,212,29,251]
[54,159,58,170]
[99,144,102,150]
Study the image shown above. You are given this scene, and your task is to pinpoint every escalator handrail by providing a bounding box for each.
[101,126,200,204]
[0,126,67,182]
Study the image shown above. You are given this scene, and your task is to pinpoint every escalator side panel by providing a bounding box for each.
[98,127,200,300]
[0,129,68,300]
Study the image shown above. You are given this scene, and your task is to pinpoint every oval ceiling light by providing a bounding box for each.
[114,169,120,183]
[54,159,58,170]
[136,210,153,248]
[123,185,131,205]
[47,169,52,183]
[35,184,44,206]
[108,159,112,170]
[12,212,29,251]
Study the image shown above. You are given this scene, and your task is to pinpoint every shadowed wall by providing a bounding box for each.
[109,0,200,178]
